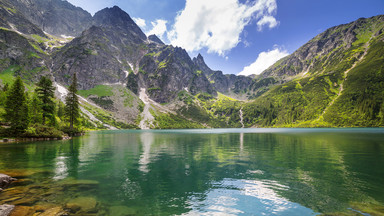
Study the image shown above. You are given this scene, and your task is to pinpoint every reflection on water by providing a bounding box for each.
[139,132,154,173]
[185,178,316,216]
[0,128,383,215]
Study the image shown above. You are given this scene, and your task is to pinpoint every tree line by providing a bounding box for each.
[0,74,80,138]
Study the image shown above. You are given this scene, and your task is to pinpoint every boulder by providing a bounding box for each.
[65,196,98,213]
[0,205,15,216]
[0,174,17,191]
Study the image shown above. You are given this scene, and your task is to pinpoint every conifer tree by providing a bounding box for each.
[35,76,55,125]
[57,101,65,120]
[29,92,43,124]
[5,77,29,135]
[65,73,80,130]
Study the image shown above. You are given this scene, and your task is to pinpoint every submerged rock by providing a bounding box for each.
[0,174,17,191]
[39,206,67,216]
[8,206,34,216]
[65,196,98,213]
[0,205,15,216]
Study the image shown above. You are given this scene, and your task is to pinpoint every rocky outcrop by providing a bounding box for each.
[137,46,217,103]
[0,1,46,37]
[3,0,92,37]
[93,6,147,42]
[0,204,15,216]
[193,53,255,96]
[148,34,164,45]
[0,29,51,82]
[52,6,149,89]
[0,174,16,191]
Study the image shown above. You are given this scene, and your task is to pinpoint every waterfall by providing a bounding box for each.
[240,109,244,128]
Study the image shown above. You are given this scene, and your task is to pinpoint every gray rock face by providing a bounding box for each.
[0,1,46,37]
[137,46,217,103]
[0,29,50,82]
[52,6,150,90]
[0,204,15,216]
[93,6,147,42]
[148,35,164,45]
[5,0,92,37]
[193,54,254,95]
[52,26,131,89]
[0,174,16,191]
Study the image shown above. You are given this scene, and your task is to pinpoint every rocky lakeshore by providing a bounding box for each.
[0,137,72,144]
[0,170,139,216]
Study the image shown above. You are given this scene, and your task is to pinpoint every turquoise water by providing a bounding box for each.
[1,128,384,215]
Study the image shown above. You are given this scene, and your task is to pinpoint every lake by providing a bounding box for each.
[0,128,384,215]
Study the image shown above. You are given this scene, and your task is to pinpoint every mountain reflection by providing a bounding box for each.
[0,129,383,215]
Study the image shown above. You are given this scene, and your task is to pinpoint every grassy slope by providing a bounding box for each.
[242,16,384,128]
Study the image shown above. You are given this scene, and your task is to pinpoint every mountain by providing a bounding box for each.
[0,0,383,129]
[1,0,92,37]
[242,15,384,127]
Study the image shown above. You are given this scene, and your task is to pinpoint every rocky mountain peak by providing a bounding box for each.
[93,6,147,41]
[193,53,214,76]
[5,0,92,37]
[148,34,164,45]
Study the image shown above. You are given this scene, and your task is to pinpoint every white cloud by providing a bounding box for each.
[133,17,147,29]
[147,19,168,42]
[168,0,278,56]
[257,15,279,31]
[238,47,289,76]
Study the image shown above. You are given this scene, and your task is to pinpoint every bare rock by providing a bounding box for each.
[0,205,15,216]
[65,196,98,213]
[0,174,17,191]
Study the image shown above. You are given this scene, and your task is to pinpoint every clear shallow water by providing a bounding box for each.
[0,128,384,215]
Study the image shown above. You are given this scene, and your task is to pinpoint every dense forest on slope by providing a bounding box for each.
[0,0,383,131]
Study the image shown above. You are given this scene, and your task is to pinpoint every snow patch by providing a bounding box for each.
[127,61,139,74]
[124,70,129,78]
[139,88,155,129]
[61,35,74,39]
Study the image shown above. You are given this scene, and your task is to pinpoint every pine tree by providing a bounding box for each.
[35,76,56,125]
[65,73,80,131]
[57,101,65,120]
[29,92,43,124]
[5,77,29,135]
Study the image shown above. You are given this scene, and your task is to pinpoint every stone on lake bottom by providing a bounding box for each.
[9,206,34,216]
[0,205,15,216]
[0,174,17,191]
[38,207,67,216]
[65,196,98,213]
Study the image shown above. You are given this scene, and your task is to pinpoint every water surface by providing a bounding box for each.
[0,128,384,215]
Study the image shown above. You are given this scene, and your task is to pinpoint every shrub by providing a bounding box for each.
[23,124,64,138]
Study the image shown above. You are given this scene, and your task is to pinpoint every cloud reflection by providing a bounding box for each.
[184,178,316,215]
[53,156,68,180]
[139,132,154,173]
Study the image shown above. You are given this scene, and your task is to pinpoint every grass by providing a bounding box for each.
[31,34,48,43]
[157,61,167,70]
[0,65,19,85]
[78,85,114,98]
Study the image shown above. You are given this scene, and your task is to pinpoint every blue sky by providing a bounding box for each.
[67,0,384,75]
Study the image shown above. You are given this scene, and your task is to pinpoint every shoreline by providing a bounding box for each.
[0,136,72,144]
